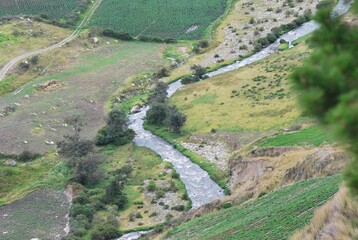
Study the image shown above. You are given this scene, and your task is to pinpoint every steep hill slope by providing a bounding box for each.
[165,175,341,240]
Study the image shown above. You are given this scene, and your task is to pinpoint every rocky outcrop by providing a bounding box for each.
[249,146,296,158]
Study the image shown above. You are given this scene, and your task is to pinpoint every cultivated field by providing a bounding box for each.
[88,0,227,39]
[166,175,341,240]
[0,0,87,22]
[0,189,70,240]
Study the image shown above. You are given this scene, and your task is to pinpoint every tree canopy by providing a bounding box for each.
[291,1,358,194]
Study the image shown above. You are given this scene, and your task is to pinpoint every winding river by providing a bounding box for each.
[120,1,351,239]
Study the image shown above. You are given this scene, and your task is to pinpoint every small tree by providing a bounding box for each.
[58,116,94,158]
[146,103,169,125]
[190,65,206,79]
[72,153,103,186]
[291,3,358,194]
[167,108,187,133]
[147,82,168,104]
[96,110,134,146]
[104,180,127,209]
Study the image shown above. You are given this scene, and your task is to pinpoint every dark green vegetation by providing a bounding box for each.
[0,0,89,26]
[291,2,358,194]
[259,126,334,147]
[0,190,70,240]
[166,175,341,240]
[96,109,135,146]
[89,0,227,39]
[146,82,187,133]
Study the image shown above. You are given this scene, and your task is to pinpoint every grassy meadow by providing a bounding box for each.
[89,0,227,39]
[170,44,312,134]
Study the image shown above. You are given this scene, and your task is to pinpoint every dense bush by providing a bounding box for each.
[57,117,94,158]
[146,103,169,125]
[104,180,128,209]
[17,150,40,162]
[147,82,169,104]
[292,3,358,194]
[71,154,104,186]
[181,75,200,84]
[102,29,134,41]
[91,222,120,240]
[96,109,135,146]
[146,82,186,133]
[70,204,94,220]
[253,12,312,52]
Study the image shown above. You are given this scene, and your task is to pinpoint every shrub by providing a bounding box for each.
[91,222,120,240]
[166,108,187,133]
[181,75,200,85]
[147,82,169,104]
[104,180,128,209]
[147,181,157,192]
[146,103,169,125]
[70,204,94,220]
[199,40,209,48]
[95,109,134,146]
[72,153,104,186]
[155,190,165,199]
[17,150,40,162]
[102,29,133,41]
[171,205,185,211]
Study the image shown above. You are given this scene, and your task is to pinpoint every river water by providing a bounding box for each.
[119,1,351,239]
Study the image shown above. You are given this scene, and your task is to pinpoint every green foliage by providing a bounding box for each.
[147,180,157,192]
[70,204,94,221]
[17,150,40,162]
[58,116,94,158]
[91,221,120,240]
[104,165,132,209]
[147,82,168,104]
[291,6,358,194]
[89,0,227,39]
[71,153,104,186]
[259,126,334,147]
[146,103,169,125]
[146,82,187,133]
[102,29,133,41]
[166,109,187,133]
[96,109,134,146]
[166,175,341,240]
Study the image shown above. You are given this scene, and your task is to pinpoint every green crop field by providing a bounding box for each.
[0,0,87,22]
[259,126,335,148]
[166,175,341,240]
[89,0,228,39]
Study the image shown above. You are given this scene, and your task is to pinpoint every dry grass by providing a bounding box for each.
[0,19,71,66]
[170,44,310,134]
[290,186,358,240]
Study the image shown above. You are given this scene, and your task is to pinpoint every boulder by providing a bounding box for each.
[92,37,99,44]
[5,160,17,166]
[131,106,141,114]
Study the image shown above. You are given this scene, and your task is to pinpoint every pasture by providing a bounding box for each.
[89,0,227,39]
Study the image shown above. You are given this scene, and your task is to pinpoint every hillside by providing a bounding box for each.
[0,0,356,239]
[165,175,341,240]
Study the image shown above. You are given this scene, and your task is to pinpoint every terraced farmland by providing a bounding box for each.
[0,0,88,22]
[89,0,228,39]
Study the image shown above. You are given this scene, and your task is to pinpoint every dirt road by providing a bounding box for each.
[0,0,103,81]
